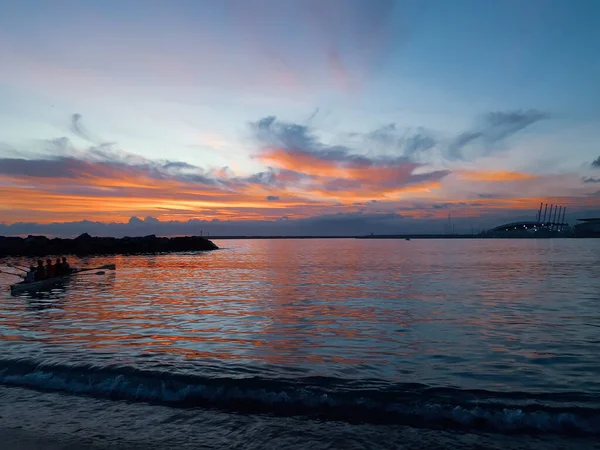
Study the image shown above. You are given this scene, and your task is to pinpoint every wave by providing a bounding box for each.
[1,358,599,435]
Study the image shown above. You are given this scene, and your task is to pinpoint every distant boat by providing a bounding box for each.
[405,237,411,241]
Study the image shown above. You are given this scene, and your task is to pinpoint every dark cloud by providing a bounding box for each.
[70,113,95,142]
[163,161,198,170]
[592,156,600,168]
[447,109,549,160]
[253,115,317,153]
[128,216,143,225]
[306,107,320,123]
[242,168,312,188]
[0,157,88,178]
[266,195,280,201]
[478,193,501,199]
[244,169,278,186]
[484,110,549,138]
[0,148,221,187]
[582,176,600,183]
[253,115,373,166]
[313,147,377,166]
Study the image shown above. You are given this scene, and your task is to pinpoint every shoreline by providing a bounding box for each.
[210,234,582,239]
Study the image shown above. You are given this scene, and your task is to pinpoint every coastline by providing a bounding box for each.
[210,234,581,239]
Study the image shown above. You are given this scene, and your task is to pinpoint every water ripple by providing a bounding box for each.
[0,238,599,395]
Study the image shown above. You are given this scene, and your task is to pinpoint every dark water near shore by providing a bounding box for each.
[1,238,599,449]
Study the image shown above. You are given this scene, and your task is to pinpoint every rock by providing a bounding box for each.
[0,234,219,257]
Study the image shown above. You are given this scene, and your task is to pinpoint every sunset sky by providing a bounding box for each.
[1,0,599,236]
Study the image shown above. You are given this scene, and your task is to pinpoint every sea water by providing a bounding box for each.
[0,238,599,449]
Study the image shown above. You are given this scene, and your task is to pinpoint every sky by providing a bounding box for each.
[1,0,599,236]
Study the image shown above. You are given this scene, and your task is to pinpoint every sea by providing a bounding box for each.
[0,238,599,449]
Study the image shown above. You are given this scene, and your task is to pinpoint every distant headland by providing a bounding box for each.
[0,233,219,257]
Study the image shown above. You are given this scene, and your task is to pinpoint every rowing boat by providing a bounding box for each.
[10,275,71,295]
[8,264,116,296]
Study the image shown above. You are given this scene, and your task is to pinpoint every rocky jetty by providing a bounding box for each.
[0,233,219,257]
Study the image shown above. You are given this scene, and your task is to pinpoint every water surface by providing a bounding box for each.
[1,238,599,448]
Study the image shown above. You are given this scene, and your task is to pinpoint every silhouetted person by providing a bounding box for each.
[55,258,62,275]
[25,266,36,283]
[35,260,46,281]
[46,259,55,278]
[61,257,71,274]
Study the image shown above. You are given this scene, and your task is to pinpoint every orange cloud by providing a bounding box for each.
[0,154,345,223]
[256,147,448,191]
[304,181,443,203]
[2,140,598,226]
[457,170,539,182]
[258,147,421,182]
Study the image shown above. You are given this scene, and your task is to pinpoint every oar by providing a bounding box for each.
[6,263,28,273]
[76,271,106,276]
[0,270,24,279]
[75,264,116,273]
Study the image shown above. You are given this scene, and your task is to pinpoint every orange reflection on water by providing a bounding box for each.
[1,238,599,387]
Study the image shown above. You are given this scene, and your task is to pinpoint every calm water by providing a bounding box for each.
[1,238,599,449]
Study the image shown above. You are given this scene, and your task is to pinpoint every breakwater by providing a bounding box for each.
[0,233,218,257]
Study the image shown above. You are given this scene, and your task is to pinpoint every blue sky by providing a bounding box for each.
[0,0,599,235]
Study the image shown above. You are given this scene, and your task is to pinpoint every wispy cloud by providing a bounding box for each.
[447,110,550,160]
[366,124,438,159]
[348,109,548,163]
[70,113,95,143]
[582,176,600,183]
[592,156,600,168]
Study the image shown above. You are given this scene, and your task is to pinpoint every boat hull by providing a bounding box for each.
[10,276,70,296]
